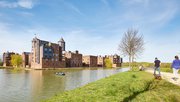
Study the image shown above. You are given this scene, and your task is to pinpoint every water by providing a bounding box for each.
[0,68,129,102]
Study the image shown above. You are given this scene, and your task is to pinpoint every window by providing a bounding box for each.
[44,48,48,51]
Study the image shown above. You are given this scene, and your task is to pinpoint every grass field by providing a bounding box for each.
[43,71,180,102]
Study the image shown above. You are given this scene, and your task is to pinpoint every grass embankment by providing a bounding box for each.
[43,71,180,102]
[0,66,4,69]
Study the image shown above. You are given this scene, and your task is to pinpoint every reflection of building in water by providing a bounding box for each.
[81,70,91,85]
[30,70,43,102]
[30,70,66,102]
[64,71,83,90]
[90,70,97,82]
[97,69,104,79]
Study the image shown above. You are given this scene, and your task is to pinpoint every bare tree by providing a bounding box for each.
[118,28,144,68]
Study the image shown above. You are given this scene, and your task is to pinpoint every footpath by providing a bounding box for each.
[145,69,180,86]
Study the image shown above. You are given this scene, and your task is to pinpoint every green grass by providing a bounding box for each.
[0,66,5,69]
[160,68,173,73]
[160,67,180,74]
[43,71,180,102]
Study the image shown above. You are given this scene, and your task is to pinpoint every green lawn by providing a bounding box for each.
[43,71,180,102]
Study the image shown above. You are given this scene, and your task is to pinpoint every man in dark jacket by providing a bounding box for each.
[154,57,161,76]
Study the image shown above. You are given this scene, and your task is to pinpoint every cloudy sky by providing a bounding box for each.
[0,0,180,62]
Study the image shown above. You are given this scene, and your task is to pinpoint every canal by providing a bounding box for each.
[0,68,129,102]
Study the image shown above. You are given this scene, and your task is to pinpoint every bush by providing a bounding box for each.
[104,58,112,68]
[161,63,171,68]
[0,59,3,66]
[11,54,22,68]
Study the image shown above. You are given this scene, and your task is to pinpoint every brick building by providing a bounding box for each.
[31,37,66,69]
[83,55,97,67]
[3,52,15,67]
[105,54,122,68]
[97,56,105,67]
[64,50,82,67]
[22,52,31,68]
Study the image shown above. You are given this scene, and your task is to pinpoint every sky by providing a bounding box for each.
[0,0,180,62]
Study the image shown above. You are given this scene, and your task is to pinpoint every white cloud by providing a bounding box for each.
[62,1,84,16]
[0,1,18,8]
[20,11,34,17]
[0,0,36,9]
[18,0,34,9]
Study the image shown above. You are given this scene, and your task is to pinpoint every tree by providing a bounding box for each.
[104,58,112,68]
[11,54,22,68]
[0,59,3,66]
[118,28,144,68]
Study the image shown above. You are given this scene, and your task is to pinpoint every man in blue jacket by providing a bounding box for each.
[154,57,161,76]
[171,56,180,81]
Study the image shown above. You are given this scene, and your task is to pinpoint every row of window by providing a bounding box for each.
[44,48,52,51]
[45,58,59,61]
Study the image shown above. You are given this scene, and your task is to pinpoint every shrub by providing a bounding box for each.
[0,59,3,66]
[104,58,112,68]
[11,54,22,68]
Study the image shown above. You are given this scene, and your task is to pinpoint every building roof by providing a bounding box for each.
[59,37,65,42]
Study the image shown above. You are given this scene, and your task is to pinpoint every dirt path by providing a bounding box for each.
[145,69,180,86]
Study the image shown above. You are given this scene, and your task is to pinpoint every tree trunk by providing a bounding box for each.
[129,56,131,68]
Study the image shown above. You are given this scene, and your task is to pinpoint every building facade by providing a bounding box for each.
[31,37,66,69]
[64,50,82,67]
[22,52,31,68]
[83,55,97,67]
[3,52,15,67]
[105,54,122,67]
[97,56,105,67]
[58,37,65,51]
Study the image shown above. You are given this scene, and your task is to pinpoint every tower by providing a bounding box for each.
[58,37,65,51]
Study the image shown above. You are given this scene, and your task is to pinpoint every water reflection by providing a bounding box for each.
[0,68,129,102]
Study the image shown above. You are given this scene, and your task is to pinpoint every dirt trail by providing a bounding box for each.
[145,69,180,86]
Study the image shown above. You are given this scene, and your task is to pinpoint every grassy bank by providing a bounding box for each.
[0,66,5,69]
[43,71,180,102]
[160,67,180,74]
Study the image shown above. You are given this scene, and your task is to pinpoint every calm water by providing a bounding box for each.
[0,68,129,102]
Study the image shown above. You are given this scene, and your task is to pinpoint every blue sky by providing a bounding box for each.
[0,0,180,62]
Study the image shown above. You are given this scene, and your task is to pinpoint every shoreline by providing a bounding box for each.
[1,67,126,71]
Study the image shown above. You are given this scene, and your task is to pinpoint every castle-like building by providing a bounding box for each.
[3,37,122,69]
[30,37,66,69]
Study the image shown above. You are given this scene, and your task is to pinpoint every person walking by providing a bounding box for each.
[154,57,161,76]
[171,56,180,81]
